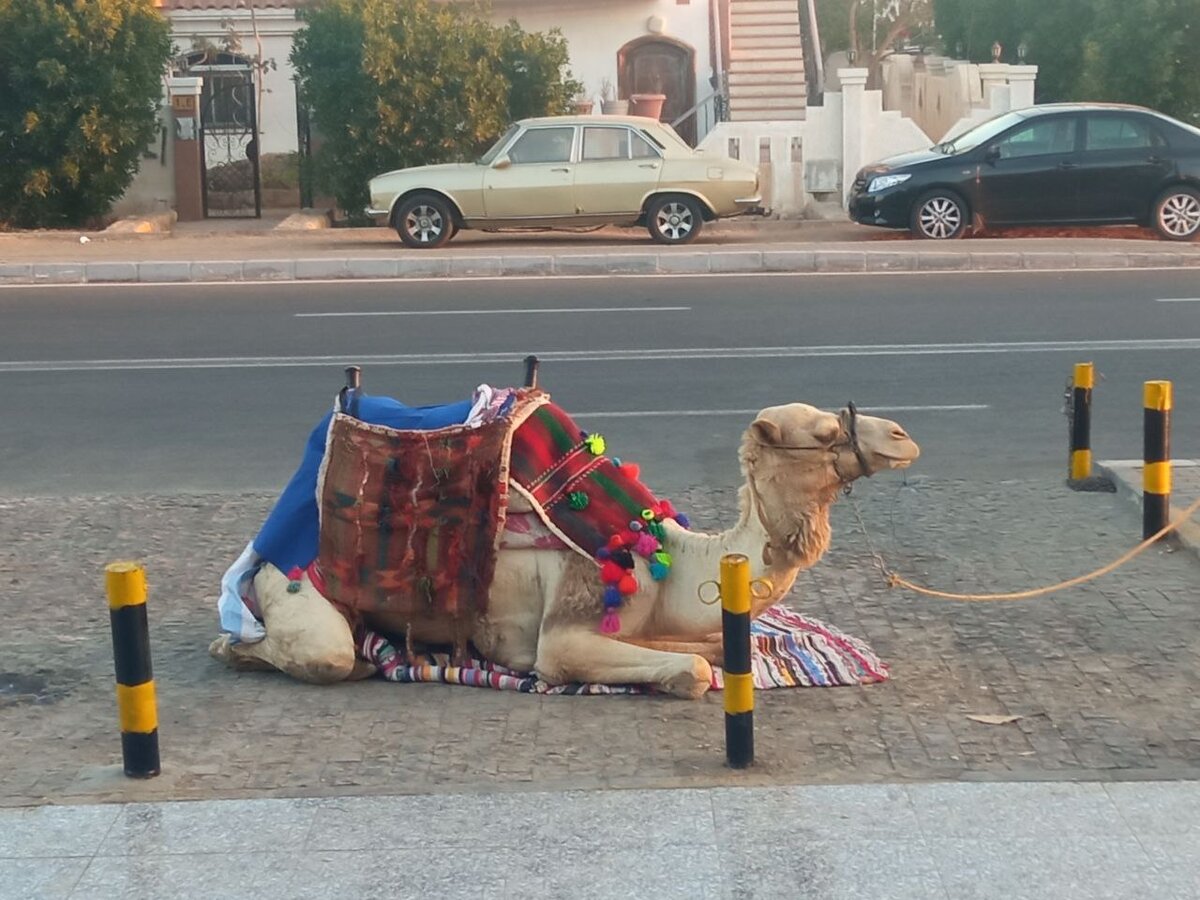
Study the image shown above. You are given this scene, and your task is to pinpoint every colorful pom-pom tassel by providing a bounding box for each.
[608,534,625,551]
[652,551,672,567]
[287,581,301,594]
[649,562,669,581]
[600,560,625,584]
[647,521,666,541]
[600,610,621,634]
[640,508,656,522]
[585,433,606,456]
[634,532,659,557]
[596,546,611,560]
[674,513,690,529]
[611,549,634,569]
[567,490,589,510]
[660,500,677,518]
[618,574,639,595]
[286,566,303,580]
[629,520,643,532]
[618,462,640,479]
[603,585,622,609]
[611,457,622,467]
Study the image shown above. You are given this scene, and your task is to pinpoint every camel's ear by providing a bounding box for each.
[751,418,783,446]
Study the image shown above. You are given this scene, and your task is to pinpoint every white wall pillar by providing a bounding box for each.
[1007,65,1039,109]
[838,67,868,203]
[977,63,1010,111]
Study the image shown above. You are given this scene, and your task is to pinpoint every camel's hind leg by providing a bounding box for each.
[536,627,714,699]
[208,564,356,684]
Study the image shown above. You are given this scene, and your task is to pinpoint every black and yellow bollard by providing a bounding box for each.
[106,562,160,778]
[721,553,754,769]
[1069,362,1094,481]
[1143,381,1172,540]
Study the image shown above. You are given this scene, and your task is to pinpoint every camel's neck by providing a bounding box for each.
[651,479,834,636]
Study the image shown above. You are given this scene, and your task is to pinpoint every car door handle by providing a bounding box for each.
[639,163,660,169]
[1057,161,1078,170]
[551,167,570,173]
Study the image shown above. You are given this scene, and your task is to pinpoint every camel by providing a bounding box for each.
[210,402,919,698]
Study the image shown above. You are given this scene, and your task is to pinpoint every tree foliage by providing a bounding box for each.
[933,0,1200,126]
[0,0,171,228]
[291,0,582,218]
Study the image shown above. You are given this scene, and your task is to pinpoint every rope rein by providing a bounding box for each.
[849,492,1200,603]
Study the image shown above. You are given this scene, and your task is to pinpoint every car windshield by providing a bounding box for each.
[477,125,519,165]
[936,111,1029,154]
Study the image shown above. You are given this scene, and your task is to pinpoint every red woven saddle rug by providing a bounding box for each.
[316,391,685,640]
[316,390,548,629]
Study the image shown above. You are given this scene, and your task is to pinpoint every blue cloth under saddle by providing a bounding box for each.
[253,396,474,574]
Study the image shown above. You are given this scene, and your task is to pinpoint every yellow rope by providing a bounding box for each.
[872,493,1200,603]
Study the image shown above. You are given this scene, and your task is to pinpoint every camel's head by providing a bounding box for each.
[742,402,920,496]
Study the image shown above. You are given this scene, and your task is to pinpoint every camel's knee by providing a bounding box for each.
[248,564,358,684]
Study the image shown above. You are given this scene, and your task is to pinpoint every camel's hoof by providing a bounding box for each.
[664,655,713,700]
[208,635,274,673]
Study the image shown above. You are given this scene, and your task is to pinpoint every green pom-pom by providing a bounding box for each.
[585,434,606,455]
[286,581,302,594]
[568,491,589,510]
[652,551,672,567]
[640,508,655,521]
[648,521,666,540]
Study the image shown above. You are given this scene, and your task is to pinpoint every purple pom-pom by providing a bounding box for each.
[629,520,643,532]
[674,513,690,528]
[596,547,611,560]
[603,585,623,608]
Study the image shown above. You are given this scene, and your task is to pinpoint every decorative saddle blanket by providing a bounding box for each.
[313,387,690,635]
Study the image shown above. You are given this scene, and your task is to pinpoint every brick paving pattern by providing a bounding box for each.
[1,476,1198,808]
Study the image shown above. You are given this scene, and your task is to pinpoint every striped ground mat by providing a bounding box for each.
[358,605,888,694]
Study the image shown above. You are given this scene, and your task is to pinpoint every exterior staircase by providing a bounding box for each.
[726,0,808,121]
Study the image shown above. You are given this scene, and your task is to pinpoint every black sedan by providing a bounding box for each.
[848,103,1200,240]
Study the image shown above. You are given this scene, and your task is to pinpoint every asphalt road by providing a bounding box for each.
[1,269,1197,496]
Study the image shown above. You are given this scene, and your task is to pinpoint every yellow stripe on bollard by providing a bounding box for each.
[1144,381,1173,412]
[1144,461,1172,496]
[116,682,159,734]
[106,562,147,609]
[721,553,754,769]
[724,672,754,715]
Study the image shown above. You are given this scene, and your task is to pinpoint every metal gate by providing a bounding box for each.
[200,73,261,218]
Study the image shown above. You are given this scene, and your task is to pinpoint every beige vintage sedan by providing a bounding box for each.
[366,115,763,248]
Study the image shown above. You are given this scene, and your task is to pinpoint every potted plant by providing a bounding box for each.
[573,90,594,115]
[599,77,629,115]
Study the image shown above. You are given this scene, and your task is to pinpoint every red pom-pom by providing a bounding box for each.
[618,529,637,547]
[600,561,625,584]
[607,534,625,551]
[660,499,676,518]
[618,462,640,480]
[618,574,639,595]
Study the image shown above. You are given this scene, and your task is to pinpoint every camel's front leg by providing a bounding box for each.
[616,636,725,668]
[209,564,357,684]
[536,626,714,699]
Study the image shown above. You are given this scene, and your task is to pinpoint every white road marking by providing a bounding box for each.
[1155,298,1200,303]
[2,338,1196,373]
[574,405,988,418]
[294,306,690,318]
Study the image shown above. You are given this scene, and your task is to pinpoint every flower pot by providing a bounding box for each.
[573,99,594,115]
[630,93,667,120]
[601,99,630,115]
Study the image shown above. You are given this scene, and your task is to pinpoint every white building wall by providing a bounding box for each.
[486,0,715,122]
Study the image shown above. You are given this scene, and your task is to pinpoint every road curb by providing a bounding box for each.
[1,247,1198,285]
[1097,459,1200,559]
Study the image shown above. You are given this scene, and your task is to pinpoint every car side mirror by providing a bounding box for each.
[492,156,511,170]
[984,145,1001,164]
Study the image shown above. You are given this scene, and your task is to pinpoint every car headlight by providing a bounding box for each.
[867,173,912,193]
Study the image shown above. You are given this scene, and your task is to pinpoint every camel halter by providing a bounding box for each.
[751,403,875,494]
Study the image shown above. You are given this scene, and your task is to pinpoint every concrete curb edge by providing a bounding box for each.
[1097,459,1200,559]
[2,248,1198,285]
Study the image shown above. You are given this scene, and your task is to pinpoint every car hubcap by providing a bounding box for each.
[919,197,962,239]
[1160,194,1200,237]
[405,205,444,243]
[656,203,693,241]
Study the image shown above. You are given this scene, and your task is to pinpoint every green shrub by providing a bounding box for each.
[0,0,171,228]
[291,0,581,220]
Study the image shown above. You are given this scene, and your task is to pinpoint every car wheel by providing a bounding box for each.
[1152,186,1200,241]
[647,194,704,245]
[394,193,455,249]
[910,190,968,240]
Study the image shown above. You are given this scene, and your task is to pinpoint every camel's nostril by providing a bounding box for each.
[892,428,909,440]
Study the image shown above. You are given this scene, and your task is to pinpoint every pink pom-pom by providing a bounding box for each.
[600,611,621,634]
[286,566,304,581]
[634,533,659,557]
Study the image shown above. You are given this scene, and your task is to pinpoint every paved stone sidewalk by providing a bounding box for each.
[4,780,1199,899]
[2,475,1197,809]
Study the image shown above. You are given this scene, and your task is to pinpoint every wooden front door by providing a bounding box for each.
[618,38,696,145]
